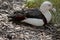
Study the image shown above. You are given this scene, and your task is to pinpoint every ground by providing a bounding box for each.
[0,0,58,40]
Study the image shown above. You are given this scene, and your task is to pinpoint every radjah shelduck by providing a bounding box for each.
[8,1,56,26]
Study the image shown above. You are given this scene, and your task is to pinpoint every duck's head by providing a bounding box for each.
[40,1,56,12]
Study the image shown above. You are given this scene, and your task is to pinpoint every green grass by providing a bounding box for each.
[25,0,60,24]
[50,0,60,24]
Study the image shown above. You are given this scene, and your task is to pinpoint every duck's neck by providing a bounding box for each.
[40,8,52,23]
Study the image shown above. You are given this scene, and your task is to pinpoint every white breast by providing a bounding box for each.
[22,18,44,26]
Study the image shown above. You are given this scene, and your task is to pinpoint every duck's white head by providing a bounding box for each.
[40,1,56,12]
[40,1,56,23]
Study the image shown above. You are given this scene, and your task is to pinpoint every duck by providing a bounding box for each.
[8,1,56,26]
[21,1,56,26]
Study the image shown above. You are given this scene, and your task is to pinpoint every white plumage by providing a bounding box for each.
[22,18,44,26]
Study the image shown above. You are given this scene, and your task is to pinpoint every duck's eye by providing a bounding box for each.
[48,4,51,6]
